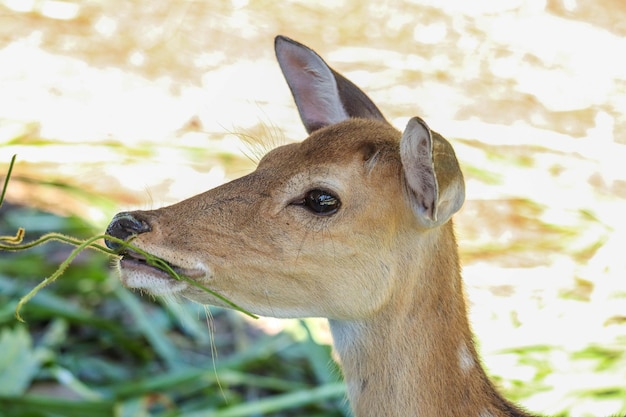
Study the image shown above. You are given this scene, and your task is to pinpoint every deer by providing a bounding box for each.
[104,36,612,417]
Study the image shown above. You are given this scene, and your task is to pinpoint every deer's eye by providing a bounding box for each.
[303,189,341,215]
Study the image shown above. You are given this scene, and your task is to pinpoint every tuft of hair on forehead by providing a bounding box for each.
[230,119,290,165]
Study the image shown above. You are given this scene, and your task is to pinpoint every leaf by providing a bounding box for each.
[0,326,44,395]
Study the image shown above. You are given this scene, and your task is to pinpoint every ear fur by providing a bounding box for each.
[275,35,386,133]
[401,117,465,227]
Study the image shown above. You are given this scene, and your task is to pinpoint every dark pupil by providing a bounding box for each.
[306,190,339,214]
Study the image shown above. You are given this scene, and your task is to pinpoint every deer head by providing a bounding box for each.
[105,35,465,321]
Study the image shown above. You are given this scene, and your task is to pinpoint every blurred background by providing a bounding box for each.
[0,0,625,416]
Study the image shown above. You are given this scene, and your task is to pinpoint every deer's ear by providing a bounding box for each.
[275,35,386,134]
[400,117,465,227]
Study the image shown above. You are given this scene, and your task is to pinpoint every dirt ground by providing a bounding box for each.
[1,1,625,415]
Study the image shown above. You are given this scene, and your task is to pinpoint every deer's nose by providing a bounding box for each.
[104,212,151,252]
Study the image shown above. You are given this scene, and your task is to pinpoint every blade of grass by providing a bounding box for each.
[107,331,297,398]
[213,369,309,391]
[48,365,104,400]
[189,382,346,417]
[0,276,152,358]
[0,155,25,245]
[159,301,213,344]
[116,397,152,417]
[0,233,258,320]
[297,320,339,385]
[114,284,182,371]
[0,154,16,207]
[0,394,115,417]
[106,366,210,399]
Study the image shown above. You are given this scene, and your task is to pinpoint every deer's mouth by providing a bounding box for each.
[117,250,204,294]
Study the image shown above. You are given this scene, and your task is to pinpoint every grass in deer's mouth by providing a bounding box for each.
[0,155,258,321]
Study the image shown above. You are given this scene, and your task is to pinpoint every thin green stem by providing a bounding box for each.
[1,233,258,321]
[1,154,257,321]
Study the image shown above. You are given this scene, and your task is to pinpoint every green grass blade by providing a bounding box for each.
[0,394,115,417]
[191,382,346,417]
[0,232,258,320]
[114,285,182,371]
[0,154,16,208]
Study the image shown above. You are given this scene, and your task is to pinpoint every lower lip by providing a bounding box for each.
[119,257,174,278]
[119,257,204,280]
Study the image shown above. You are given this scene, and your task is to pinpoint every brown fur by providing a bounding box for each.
[105,36,616,417]
[106,119,534,416]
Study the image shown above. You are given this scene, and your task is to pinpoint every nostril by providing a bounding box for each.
[104,212,151,252]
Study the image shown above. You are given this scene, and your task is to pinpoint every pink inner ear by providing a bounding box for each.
[275,37,349,132]
[275,36,387,133]
[400,118,439,223]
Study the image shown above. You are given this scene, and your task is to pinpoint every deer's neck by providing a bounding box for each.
[329,225,531,417]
